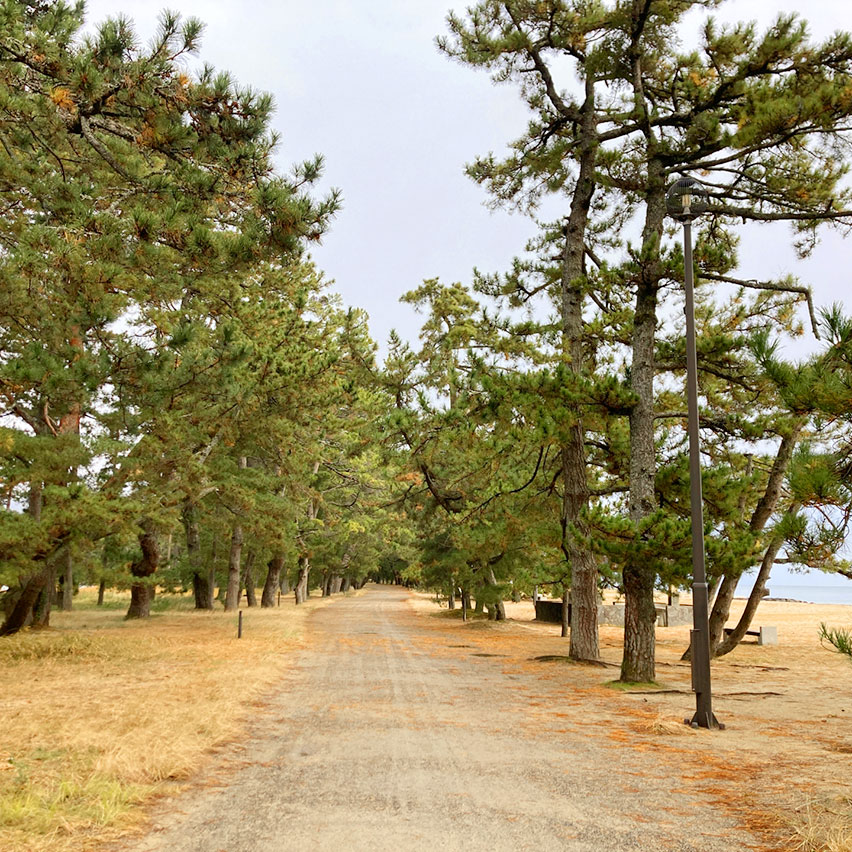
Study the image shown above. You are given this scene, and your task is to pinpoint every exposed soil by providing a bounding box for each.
[115,586,852,851]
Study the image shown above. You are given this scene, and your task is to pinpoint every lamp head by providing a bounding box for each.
[666,177,709,222]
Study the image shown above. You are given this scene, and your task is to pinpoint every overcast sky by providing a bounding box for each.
[81,0,852,356]
[80,1,852,593]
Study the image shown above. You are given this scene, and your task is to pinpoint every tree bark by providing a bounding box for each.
[561,584,570,639]
[261,554,284,608]
[183,501,212,610]
[294,554,310,604]
[126,521,159,620]
[294,461,321,605]
[60,548,73,611]
[620,154,666,685]
[97,579,106,606]
[713,514,794,658]
[245,565,257,606]
[560,74,600,663]
[225,520,243,612]
[484,567,505,620]
[0,562,53,635]
[706,421,804,656]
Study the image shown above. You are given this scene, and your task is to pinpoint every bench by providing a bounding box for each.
[723,625,777,646]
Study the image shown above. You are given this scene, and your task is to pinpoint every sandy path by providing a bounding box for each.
[122,586,760,852]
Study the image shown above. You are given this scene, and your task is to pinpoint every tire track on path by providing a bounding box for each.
[119,586,761,852]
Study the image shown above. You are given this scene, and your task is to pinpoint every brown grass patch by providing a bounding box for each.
[785,795,852,852]
[0,587,337,852]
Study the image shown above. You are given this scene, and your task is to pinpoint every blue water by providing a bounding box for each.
[734,581,852,606]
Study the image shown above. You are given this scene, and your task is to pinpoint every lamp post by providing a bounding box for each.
[665,177,723,730]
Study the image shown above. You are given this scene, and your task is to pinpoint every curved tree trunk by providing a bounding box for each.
[126,521,159,620]
[714,507,798,658]
[261,554,284,608]
[1,563,52,635]
[684,421,804,661]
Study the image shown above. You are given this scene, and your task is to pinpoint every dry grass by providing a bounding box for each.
[786,796,852,852]
[0,587,336,852]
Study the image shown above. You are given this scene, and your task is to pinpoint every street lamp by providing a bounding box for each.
[665,177,723,730]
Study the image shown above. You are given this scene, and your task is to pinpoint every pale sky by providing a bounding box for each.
[80,0,852,354]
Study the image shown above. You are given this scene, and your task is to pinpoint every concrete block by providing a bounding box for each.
[758,625,778,646]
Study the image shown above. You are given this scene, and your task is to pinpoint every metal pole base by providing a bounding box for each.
[684,712,724,730]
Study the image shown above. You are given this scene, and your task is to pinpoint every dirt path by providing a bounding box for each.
[121,586,763,852]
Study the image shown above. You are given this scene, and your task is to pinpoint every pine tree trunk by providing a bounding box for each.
[261,554,284,608]
[60,548,73,611]
[183,501,212,610]
[97,579,106,606]
[561,584,570,639]
[1,563,51,635]
[280,570,291,595]
[560,75,600,663]
[32,563,54,627]
[246,567,257,606]
[447,585,455,610]
[714,519,792,658]
[621,568,657,682]
[295,462,320,605]
[1,484,51,635]
[225,521,243,612]
[620,159,666,685]
[331,575,343,595]
[126,521,159,620]
[341,576,351,593]
[294,555,310,605]
[685,423,804,661]
[486,567,505,620]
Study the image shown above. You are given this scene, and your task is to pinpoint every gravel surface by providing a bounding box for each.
[120,586,762,852]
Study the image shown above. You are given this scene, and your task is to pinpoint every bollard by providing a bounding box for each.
[238,610,243,639]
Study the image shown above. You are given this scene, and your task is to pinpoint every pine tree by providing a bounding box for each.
[0,3,338,632]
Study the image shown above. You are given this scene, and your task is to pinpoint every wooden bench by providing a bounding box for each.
[723,626,777,645]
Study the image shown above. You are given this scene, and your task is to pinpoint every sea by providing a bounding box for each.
[734,580,852,606]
